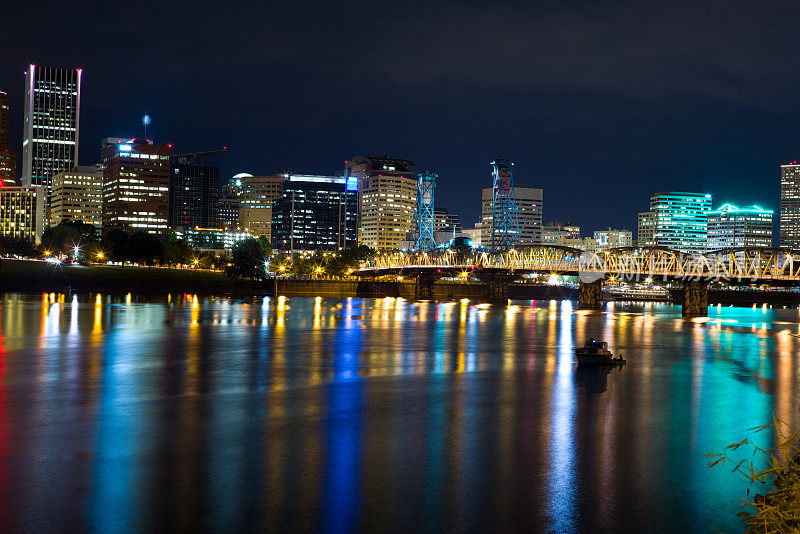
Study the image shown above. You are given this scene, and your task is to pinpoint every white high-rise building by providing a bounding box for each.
[22,65,82,203]
[51,165,103,228]
[480,186,543,245]
[594,228,633,251]
[347,155,417,251]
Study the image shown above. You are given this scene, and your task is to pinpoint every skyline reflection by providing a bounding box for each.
[0,293,796,532]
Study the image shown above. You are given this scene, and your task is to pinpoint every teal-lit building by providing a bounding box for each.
[706,204,773,250]
[650,192,712,254]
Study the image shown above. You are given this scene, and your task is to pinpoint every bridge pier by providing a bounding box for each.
[476,271,520,303]
[682,280,708,317]
[414,272,441,300]
[578,279,604,310]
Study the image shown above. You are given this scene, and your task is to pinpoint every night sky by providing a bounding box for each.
[2,1,799,234]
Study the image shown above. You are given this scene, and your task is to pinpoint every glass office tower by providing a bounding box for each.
[22,65,82,202]
[707,204,773,250]
[650,192,712,254]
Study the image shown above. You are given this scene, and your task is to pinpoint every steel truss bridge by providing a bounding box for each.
[360,246,800,283]
[356,246,800,315]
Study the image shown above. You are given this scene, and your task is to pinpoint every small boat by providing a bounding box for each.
[576,338,626,365]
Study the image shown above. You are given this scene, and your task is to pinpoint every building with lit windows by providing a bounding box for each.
[0,185,45,243]
[0,90,14,186]
[271,174,358,251]
[707,204,773,250]
[557,236,596,252]
[637,211,655,246]
[433,207,461,232]
[51,165,102,228]
[594,228,633,251]
[179,227,254,251]
[169,149,222,230]
[481,186,543,245]
[238,174,284,240]
[101,138,171,235]
[22,65,82,203]
[462,223,483,248]
[218,175,247,230]
[347,155,417,250]
[541,221,580,245]
[650,192,712,254]
[780,163,800,248]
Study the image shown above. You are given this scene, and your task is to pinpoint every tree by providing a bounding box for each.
[129,231,165,266]
[101,229,130,262]
[0,235,37,258]
[40,219,97,257]
[226,238,267,279]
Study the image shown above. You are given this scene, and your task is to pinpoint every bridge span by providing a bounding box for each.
[356,246,800,316]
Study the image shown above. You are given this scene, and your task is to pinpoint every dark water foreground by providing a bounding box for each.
[0,293,798,533]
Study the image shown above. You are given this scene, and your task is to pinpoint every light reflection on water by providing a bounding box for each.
[0,293,798,532]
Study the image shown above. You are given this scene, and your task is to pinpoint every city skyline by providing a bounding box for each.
[2,2,798,233]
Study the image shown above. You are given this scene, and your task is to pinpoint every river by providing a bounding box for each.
[0,293,796,532]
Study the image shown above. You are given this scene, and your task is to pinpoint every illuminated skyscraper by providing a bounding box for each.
[238,174,284,240]
[270,174,357,251]
[218,176,243,230]
[0,90,14,186]
[650,192,712,254]
[780,163,800,248]
[169,149,222,230]
[346,155,417,251]
[102,138,170,235]
[22,65,82,201]
[707,204,772,250]
[481,185,543,245]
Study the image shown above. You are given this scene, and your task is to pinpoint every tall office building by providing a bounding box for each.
[594,228,633,251]
[102,138,170,235]
[707,204,773,250]
[271,174,358,251]
[780,163,800,248]
[0,90,15,186]
[169,149,222,230]
[650,192,712,254]
[481,186,543,245]
[51,164,103,228]
[541,221,580,245]
[0,185,45,243]
[346,155,417,251]
[637,212,655,247]
[238,174,284,240]
[22,65,82,201]
[218,177,243,230]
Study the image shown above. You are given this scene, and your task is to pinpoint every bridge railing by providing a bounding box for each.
[361,246,800,282]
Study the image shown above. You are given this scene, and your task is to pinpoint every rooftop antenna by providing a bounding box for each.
[142,112,151,139]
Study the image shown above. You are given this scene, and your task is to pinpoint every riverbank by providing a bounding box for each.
[0,258,255,294]
[3,258,799,307]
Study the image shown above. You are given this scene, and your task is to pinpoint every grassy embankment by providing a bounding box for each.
[0,258,253,295]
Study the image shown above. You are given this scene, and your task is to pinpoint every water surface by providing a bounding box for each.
[0,293,797,533]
